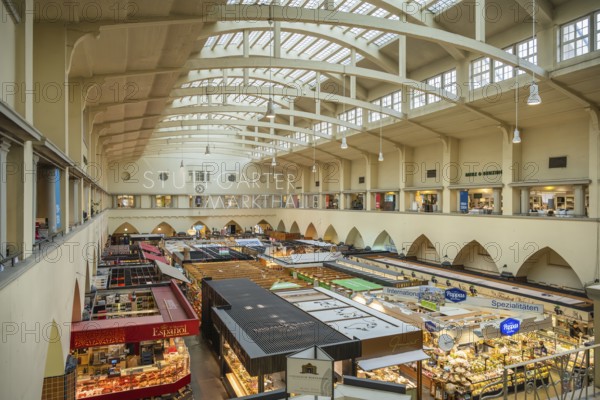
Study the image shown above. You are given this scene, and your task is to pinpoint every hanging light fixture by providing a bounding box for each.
[312,136,317,173]
[179,121,185,170]
[206,112,212,154]
[205,144,211,155]
[271,155,277,166]
[378,104,384,162]
[513,75,522,144]
[340,74,348,149]
[266,7,276,119]
[527,0,541,105]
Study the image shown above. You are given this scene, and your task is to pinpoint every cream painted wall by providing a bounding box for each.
[457,133,503,185]
[0,7,17,110]
[519,119,589,181]
[410,142,443,187]
[350,158,366,190]
[378,150,400,188]
[108,208,278,236]
[107,156,291,196]
[453,241,502,274]
[0,214,107,400]
[273,208,599,288]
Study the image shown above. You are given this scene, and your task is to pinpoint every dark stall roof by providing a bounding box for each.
[206,278,360,375]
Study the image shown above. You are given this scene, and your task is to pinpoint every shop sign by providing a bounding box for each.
[459,191,469,212]
[152,324,189,338]
[383,287,420,299]
[500,318,521,336]
[420,299,439,311]
[287,346,334,397]
[465,297,544,314]
[465,170,502,177]
[424,320,440,332]
[445,288,467,303]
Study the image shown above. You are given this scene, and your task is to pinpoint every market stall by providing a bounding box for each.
[70,281,199,400]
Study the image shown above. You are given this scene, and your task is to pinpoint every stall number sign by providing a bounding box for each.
[500,318,521,336]
[445,288,467,303]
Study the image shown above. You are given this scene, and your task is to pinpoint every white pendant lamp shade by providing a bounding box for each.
[341,135,348,149]
[527,82,541,105]
[512,128,521,144]
[205,145,210,155]
[312,164,317,173]
[265,98,276,119]
[378,151,384,162]
[271,156,277,166]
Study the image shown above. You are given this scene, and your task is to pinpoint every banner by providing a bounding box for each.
[383,286,421,299]
[459,190,469,213]
[464,297,544,314]
[500,318,521,336]
[445,288,467,303]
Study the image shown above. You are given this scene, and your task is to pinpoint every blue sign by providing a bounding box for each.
[424,321,439,332]
[459,191,469,213]
[55,169,61,229]
[445,288,467,303]
[500,318,521,336]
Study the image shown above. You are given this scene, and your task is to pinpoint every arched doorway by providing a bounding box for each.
[516,247,583,291]
[453,240,501,275]
[290,221,300,234]
[345,227,365,249]
[304,223,318,240]
[406,234,440,263]
[151,222,176,237]
[43,321,65,378]
[373,230,396,252]
[111,222,139,245]
[72,280,82,322]
[191,220,209,237]
[223,220,243,235]
[276,220,286,232]
[255,219,273,234]
[323,225,339,243]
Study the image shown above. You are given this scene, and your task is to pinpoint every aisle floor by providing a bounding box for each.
[185,335,228,400]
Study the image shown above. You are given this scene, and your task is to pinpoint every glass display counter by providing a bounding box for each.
[73,338,190,399]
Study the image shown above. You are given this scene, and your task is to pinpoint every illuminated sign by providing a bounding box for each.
[500,318,520,336]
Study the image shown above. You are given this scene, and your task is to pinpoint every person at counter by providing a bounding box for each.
[570,322,583,338]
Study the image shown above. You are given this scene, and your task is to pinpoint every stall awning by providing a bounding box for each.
[358,349,430,371]
[156,260,190,283]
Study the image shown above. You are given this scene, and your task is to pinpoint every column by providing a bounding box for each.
[63,167,70,234]
[573,185,585,217]
[364,153,378,211]
[475,0,485,42]
[22,141,34,256]
[0,140,11,257]
[588,109,599,218]
[441,138,458,213]
[501,127,522,215]
[46,168,57,234]
[401,146,414,211]
[409,192,416,211]
[493,188,501,214]
[520,188,530,215]
[73,179,80,224]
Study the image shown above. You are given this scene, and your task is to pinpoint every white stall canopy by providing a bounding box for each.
[358,349,430,371]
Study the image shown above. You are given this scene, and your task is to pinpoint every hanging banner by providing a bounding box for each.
[464,297,544,314]
[459,190,469,213]
[55,169,61,229]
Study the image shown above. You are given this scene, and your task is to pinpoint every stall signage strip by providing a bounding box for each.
[500,318,521,336]
[465,297,544,314]
[444,288,467,303]
[424,320,440,332]
[383,286,420,299]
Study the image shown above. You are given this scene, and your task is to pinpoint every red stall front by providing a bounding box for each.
[70,280,199,400]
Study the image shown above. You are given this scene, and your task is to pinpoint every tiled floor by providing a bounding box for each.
[185,335,228,400]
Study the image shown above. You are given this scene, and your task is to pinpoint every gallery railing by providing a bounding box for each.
[477,343,598,400]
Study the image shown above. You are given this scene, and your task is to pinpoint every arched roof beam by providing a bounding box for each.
[197,21,397,74]
[202,6,546,78]
[151,128,311,147]
[162,105,364,133]
[181,57,455,107]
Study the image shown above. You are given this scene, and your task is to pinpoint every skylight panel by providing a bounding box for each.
[256,31,273,46]
[428,0,459,13]
[304,38,328,56]
[282,33,304,49]
[362,30,382,40]
[204,36,217,47]
[370,8,388,18]
[230,32,243,45]
[248,31,261,45]
[217,33,232,45]
[294,36,317,53]
[304,0,320,8]
[327,47,350,63]
[349,27,365,36]
[298,71,316,83]
[354,3,375,14]
[373,32,397,46]
[338,0,360,12]
[313,43,341,60]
